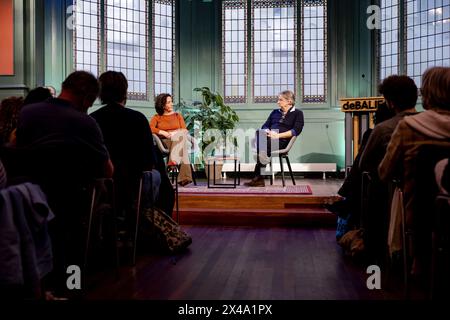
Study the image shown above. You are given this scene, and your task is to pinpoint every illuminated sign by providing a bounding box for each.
[340,97,386,112]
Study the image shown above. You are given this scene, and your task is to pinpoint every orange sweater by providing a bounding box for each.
[150,112,187,135]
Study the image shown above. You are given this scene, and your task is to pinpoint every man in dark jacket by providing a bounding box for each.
[359,75,418,173]
[91,71,174,219]
[245,90,304,187]
[15,71,113,297]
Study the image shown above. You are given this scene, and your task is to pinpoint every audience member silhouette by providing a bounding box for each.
[23,87,52,106]
[15,71,113,297]
[0,96,23,146]
[360,75,418,174]
[326,102,395,229]
[92,71,176,236]
[379,67,450,276]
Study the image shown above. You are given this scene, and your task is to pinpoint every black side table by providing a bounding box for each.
[206,156,241,189]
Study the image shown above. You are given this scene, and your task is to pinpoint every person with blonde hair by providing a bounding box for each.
[379,66,450,275]
[245,90,304,187]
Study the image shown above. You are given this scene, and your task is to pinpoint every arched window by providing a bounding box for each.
[379,0,450,87]
[379,0,400,81]
[222,0,328,104]
[153,0,175,96]
[73,0,175,101]
[301,0,327,103]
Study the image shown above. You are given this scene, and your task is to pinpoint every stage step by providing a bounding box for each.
[179,193,340,209]
[177,193,339,227]
[178,207,336,227]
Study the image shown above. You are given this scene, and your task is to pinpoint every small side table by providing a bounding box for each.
[206,155,240,189]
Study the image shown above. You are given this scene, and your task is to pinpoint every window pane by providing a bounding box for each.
[301,0,327,103]
[73,0,99,76]
[153,0,175,97]
[105,0,148,100]
[405,0,450,88]
[223,0,247,103]
[380,1,400,82]
[253,0,296,103]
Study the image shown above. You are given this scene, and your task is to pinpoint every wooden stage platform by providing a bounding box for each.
[177,178,342,227]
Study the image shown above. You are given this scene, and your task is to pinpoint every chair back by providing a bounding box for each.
[413,144,450,233]
[152,134,170,155]
[410,144,450,285]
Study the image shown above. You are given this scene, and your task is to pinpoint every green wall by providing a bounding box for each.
[174,0,376,169]
[0,0,378,169]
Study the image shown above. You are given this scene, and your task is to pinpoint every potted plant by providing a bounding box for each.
[176,87,239,178]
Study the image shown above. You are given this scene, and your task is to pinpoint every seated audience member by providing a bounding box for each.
[0,97,23,146]
[23,87,53,106]
[16,71,113,190]
[356,75,417,262]
[326,103,395,226]
[379,66,450,275]
[15,71,113,296]
[244,90,304,187]
[150,93,193,186]
[359,75,418,173]
[91,71,168,224]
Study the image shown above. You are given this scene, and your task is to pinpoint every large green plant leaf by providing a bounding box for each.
[179,87,241,155]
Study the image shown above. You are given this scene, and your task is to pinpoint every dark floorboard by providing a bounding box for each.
[86,226,405,300]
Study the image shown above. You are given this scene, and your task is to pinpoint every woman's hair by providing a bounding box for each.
[24,87,52,106]
[154,93,172,116]
[421,66,450,111]
[99,71,128,105]
[0,96,24,145]
[279,90,295,106]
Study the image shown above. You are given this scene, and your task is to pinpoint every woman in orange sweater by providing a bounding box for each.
[150,93,193,186]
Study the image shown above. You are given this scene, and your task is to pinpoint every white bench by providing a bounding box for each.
[221,162,337,180]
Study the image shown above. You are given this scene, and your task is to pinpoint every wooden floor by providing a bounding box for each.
[177,178,343,226]
[86,226,402,300]
[85,177,427,300]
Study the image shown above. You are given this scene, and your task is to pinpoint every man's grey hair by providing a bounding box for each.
[279,90,295,106]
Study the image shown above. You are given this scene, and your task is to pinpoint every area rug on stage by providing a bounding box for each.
[179,184,313,195]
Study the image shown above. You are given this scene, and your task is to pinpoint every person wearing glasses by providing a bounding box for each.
[245,90,304,187]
